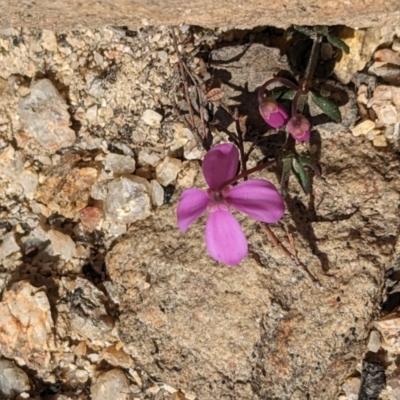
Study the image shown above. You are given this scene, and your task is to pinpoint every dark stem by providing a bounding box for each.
[300,34,322,92]
[291,88,303,117]
[219,159,276,190]
[234,108,247,179]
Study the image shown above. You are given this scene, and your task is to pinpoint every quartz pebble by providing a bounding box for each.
[0,232,20,260]
[156,157,182,186]
[151,179,164,206]
[91,369,130,400]
[141,109,163,127]
[0,359,31,398]
[367,330,381,353]
[91,176,151,224]
[372,134,388,147]
[18,79,75,152]
[47,229,76,261]
[351,120,375,137]
[104,153,136,175]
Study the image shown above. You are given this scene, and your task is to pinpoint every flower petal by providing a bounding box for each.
[177,188,209,232]
[202,143,239,189]
[205,208,248,266]
[227,179,285,223]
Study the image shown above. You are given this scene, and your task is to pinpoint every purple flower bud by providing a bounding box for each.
[286,114,311,142]
[259,98,289,129]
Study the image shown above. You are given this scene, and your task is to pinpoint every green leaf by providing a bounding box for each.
[280,157,293,197]
[269,88,296,101]
[293,25,315,37]
[297,156,322,177]
[280,89,296,101]
[327,35,350,54]
[315,26,329,36]
[292,158,311,195]
[310,91,342,123]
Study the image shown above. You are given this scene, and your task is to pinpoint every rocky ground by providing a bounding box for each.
[0,24,399,400]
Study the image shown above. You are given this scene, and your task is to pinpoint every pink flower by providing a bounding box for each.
[287,114,311,142]
[259,98,289,128]
[177,143,285,266]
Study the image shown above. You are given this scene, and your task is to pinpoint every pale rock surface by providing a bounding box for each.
[47,229,76,261]
[368,85,400,125]
[138,149,163,167]
[91,369,130,400]
[0,0,400,31]
[351,120,375,137]
[91,176,151,224]
[155,157,182,186]
[107,133,400,399]
[104,153,136,175]
[0,359,30,398]
[0,232,19,259]
[18,79,75,152]
[0,282,55,374]
[367,330,381,353]
[150,179,164,207]
[141,109,163,127]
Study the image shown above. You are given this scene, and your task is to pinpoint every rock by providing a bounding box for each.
[368,62,400,85]
[359,362,385,400]
[35,152,99,219]
[150,179,164,206]
[374,48,400,65]
[138,149,163,167]
[367,330,381,353]
[1,0,400,31]
[107,132,400,399]
[334,26,397,84]
[91,369,130,400]
[41,29,58,52]
[56,277,114,342]
[141,109,163,127]
[104,153,136,175]
[78,206,103,231]
[351,119,375,137]
[0,232,20,259]
[99,345,133,369]
[0,359,31,398]
[375,307,400,353]
[372,134,388,147]
[368,85,400,125]
[18,79,75,152]
[0,281,55,374]
[341,377,361,400]
[91,176,151,224]
[47,229,76,261]
[155,157,181,186]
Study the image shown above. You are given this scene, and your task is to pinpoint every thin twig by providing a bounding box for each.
[261,223,323,290]
[233,108,248,178]
[171,27,206,147]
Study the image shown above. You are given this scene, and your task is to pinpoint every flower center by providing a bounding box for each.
[207,187,230,212]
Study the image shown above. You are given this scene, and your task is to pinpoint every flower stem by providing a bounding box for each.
[299,34,322,92]
[219,159,277,190]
